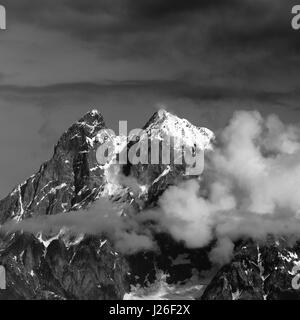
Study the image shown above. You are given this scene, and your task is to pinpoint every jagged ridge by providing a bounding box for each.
[0,108,214,300]
[1,108,297,300]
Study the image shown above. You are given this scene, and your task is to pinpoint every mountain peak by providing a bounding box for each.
[54,109,106,154]
[77,109,105,129]
[143,109,215,150]
[66,108,106,138]
[157,108,170,118]
[144,108,173,126]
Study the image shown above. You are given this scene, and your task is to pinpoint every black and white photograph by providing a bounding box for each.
[0,0,300,306]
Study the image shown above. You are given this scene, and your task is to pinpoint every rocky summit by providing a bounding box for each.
[0,109,299,300]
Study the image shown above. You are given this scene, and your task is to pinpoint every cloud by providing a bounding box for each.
[3,109,300,264]
[1,1,300,261]
[0,0,299,98]
[209,238,234,265]
[0,198,155,254]
[4,0,298,62]
[141,110,300,264]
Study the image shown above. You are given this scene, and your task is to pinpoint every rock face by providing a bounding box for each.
[0,110,130,300]
[0,233,129,300]
[202,238,300,300]
[1,108,299,300]
[0,109,215,300]
[0,109,106,224]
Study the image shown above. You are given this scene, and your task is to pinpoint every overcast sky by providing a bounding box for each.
[0,0,300,197]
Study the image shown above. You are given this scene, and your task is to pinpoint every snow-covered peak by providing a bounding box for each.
[90,109,99,116]
[74,109,106,137]
[143,109,215,150]
[157,109,169,119]
[78,109,104,125]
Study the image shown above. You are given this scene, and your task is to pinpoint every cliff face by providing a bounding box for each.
[0,109,216,300]
[0,110,130,300]
[0,110,106,224]
[1,109,299,300]
[201,238,300,300]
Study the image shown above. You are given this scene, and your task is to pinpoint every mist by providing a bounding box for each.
[0,198,155,254]
[146,110,300,264]
[2,110,300,264]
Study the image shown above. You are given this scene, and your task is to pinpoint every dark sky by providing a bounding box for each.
[0,0,300,197]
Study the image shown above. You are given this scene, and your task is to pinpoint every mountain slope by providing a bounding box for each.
[0,110,105,224]
[0,109,214,300]
[0,110,130,299]
[201,238,300,300]
[2,108,299,300]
